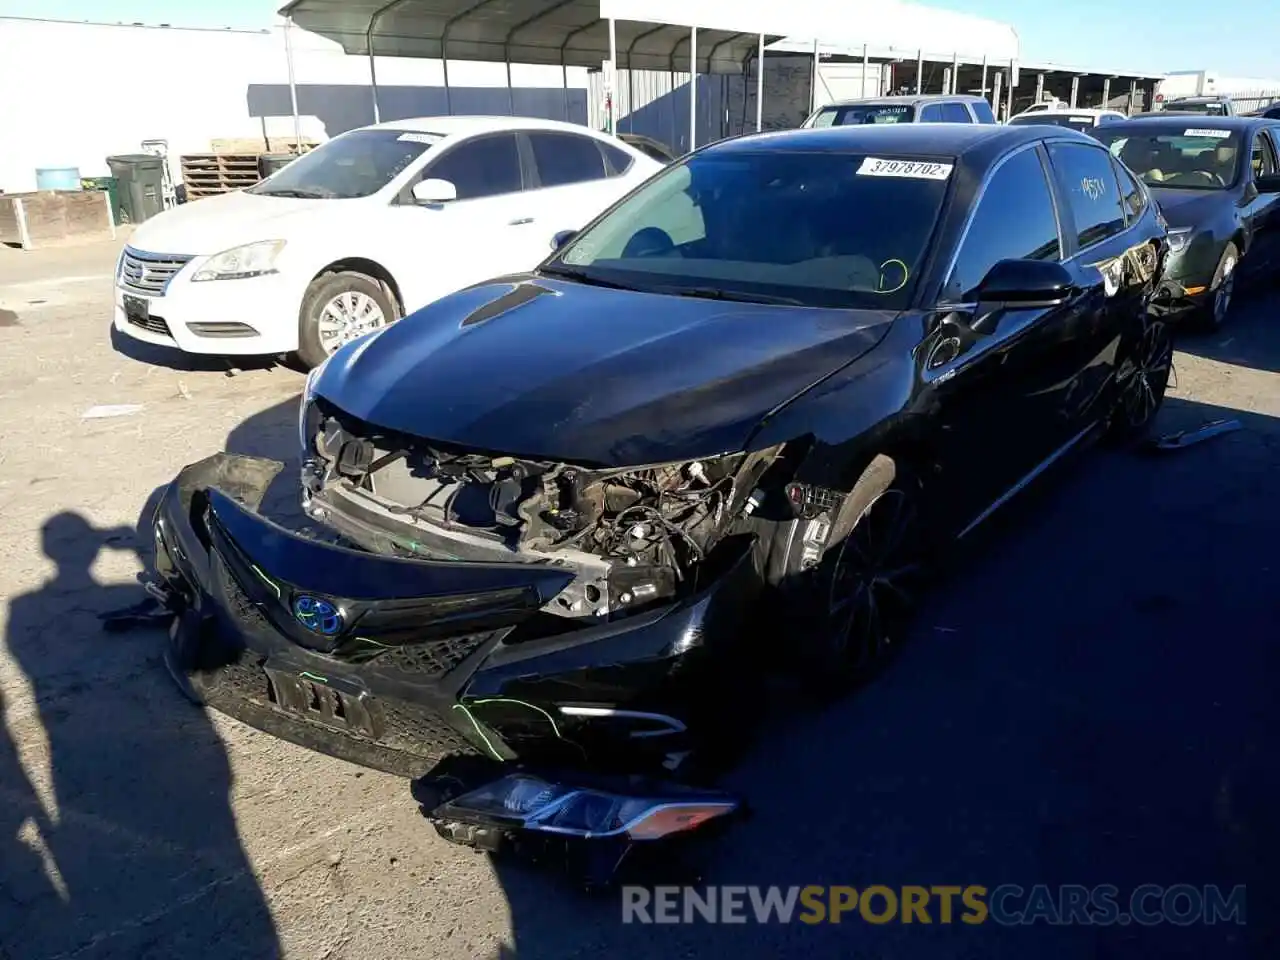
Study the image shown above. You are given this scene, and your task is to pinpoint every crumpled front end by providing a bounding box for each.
[148,452,754,853]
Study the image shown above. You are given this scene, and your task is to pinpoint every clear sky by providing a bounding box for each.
[2,0,1278,78]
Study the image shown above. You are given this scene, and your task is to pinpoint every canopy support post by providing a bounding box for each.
[1006,59,1016,120]
[1070,75,1080,108]
[689,27,697,151]
[915,49,923,94]
[756,34,765,131]
[981,56,988,102]
[283,16,303,149]
[364,0,408,125]
[811,38,820,112]
[506,57,515,114]
[1102,77,1112,110]
[608,18,618,134]
[862,43,869,97]
[992,71,1002,119]
[951,52,959,94]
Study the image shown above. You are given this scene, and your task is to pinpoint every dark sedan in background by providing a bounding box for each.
[1094,115,1280,327]
[147,123,1173,867]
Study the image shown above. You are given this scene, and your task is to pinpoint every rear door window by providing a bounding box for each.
[971,99,997,123]
[1046,142,1128,250]
[940,102,973,123]
[527,132,609,187]
[944,147,1062,301]
[919,104,946,123]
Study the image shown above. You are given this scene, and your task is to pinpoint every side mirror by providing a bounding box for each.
[551,229,578,251]
[1255,173,1280,194]
[412,178,457,204]
[974,259,1076,310]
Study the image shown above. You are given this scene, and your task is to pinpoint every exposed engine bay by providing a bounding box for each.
[301,402,785,621]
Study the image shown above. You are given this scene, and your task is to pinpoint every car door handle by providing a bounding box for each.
[508,217,535,226]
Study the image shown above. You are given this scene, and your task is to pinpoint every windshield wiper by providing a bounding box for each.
[255,187,333,199]
[658,285,806,306]
[539,264,638,291]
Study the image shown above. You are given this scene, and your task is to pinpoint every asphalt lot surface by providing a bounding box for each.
[0,236,1276,959]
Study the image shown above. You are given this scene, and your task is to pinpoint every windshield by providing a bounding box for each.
[1167,101,1228,116]
[1094,128,1242,190]
[1009,114,1097,133]
[250,129,441,199]
[547,149,951,310]
[809,104,914,127]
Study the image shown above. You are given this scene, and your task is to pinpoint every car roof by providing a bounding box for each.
[363,116,604,137]
[1098,115,1270,133]
[1014,108,1124,118]
[818,94,987,108]
[1167,95,1231,103]
[710,122,1095,169]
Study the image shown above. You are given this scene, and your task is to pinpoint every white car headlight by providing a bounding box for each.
[191,240,286,281]
[1167,227,1193,254]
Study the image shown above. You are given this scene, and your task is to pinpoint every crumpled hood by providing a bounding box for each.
[1149,187,1229,231]
[314,275,895,467]
[127,190,336,255]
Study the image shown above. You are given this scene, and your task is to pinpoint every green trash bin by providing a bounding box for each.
[106,154,165,224]
[80,176,126,226]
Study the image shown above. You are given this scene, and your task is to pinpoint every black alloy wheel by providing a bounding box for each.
[1108,318,1173,441]
[811,476,928,690]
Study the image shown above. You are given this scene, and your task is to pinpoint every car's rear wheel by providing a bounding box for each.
[799,459,930,694]
[1203,243,1238,331]
[297,271,397,370]
[1106,316,1173,443]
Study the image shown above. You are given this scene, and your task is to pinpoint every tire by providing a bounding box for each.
[296,271,397,370]
[792,457,931,696]
[1105,315,1173,444]
[1201,242,1239,331]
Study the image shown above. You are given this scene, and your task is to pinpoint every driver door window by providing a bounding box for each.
[423,134,523,200]
[943,147,1062,302]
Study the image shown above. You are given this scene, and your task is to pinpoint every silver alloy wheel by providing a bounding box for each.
[316,290,387,353]
[1212,258,1236,327]
[826,488,921,670]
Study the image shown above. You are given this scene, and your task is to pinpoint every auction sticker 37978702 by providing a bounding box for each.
[857,157,955,180]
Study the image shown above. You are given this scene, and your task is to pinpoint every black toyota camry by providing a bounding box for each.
[1093,115,1280,328]
[149,123,1172,864]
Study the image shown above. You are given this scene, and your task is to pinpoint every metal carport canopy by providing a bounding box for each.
[276,0,798,75]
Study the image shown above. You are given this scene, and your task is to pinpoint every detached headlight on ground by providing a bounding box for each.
[1166,227,1193,254]
[192,240,286,281]
[431,773,739,840]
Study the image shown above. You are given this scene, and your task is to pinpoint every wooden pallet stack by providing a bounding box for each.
[179,154,263,199]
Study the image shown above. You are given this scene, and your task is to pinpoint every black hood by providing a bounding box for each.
[1150,187,1232,230]
[313,275,895,467]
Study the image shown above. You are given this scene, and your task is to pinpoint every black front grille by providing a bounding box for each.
[376,631,500,679]
[127,312,172,337]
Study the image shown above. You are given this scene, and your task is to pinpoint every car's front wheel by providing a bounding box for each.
[1106,316,1173,442]
[798,458,930,694]
[297,271,397,369]
[1203,242,1238,331]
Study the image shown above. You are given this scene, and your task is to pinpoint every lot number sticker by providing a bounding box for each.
[1184,128,1232,138]
[398,132,443,145]
[857,157,954,180]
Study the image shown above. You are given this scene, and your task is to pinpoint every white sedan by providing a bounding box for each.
[113,116,663,368]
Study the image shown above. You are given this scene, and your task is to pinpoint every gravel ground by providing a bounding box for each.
[0,236,1276,959]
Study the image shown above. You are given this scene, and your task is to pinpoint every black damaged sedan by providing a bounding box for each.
[150,124,1172,862]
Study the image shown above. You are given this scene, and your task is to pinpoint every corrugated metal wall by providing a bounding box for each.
[589,69,732,154]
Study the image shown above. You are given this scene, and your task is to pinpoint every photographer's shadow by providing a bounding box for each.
[1,512,278,958]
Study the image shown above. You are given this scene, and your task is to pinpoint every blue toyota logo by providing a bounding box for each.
[292,595,343,636]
